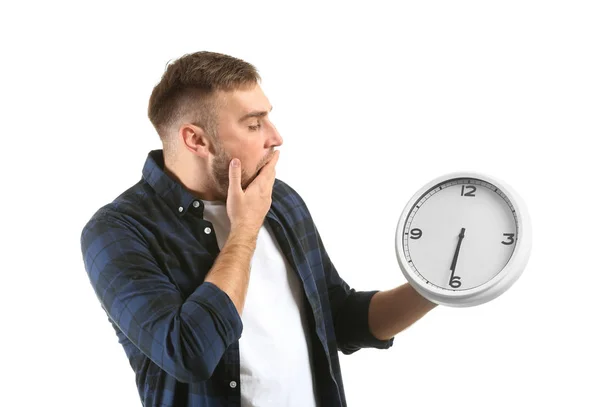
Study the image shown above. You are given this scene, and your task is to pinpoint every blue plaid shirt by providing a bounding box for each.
[80,150,394,407]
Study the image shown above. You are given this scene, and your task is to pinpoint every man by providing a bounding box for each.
[80,51,437,407]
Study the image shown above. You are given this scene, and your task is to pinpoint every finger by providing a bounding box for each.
[267,149,280,168]
[248,150,280,190]
[258,150,280,180]
[228,158,242,195]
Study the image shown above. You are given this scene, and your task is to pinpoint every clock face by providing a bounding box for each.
[402,177,519,292]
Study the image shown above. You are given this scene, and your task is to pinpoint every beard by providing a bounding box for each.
[210,143,274,201]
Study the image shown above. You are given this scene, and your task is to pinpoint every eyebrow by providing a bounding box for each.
[238,106,273,123]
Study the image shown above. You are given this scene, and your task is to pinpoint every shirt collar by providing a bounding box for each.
[142,149,204,217]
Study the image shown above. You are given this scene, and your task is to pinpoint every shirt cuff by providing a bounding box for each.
[189,281,244,346]
[338,290,395,354]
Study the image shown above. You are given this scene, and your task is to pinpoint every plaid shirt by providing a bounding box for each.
[80,150,394,407]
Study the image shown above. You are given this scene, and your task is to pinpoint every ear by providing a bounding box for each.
[179,123,213,158]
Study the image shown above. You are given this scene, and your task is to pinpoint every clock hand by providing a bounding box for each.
[450,228,466,274]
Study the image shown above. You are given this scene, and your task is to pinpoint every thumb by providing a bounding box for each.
[228,158,242,194]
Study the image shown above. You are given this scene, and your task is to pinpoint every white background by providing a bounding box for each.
[2,1,599,406]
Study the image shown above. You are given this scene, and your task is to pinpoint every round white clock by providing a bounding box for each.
[395,172,532,307]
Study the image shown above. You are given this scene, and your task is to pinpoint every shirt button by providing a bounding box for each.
[178,206,183,213]
[204,227,212,234]
[193,200,200,208]
[229,380,237,389]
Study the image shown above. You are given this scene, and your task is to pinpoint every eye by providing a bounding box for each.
[248,123,262,131]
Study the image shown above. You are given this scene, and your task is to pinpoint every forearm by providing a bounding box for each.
[368,282,438,340]
[82,214,249,382]
[204,226,258,315]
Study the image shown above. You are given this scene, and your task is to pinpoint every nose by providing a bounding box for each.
[266,120,284,148]
[273,127,283,147]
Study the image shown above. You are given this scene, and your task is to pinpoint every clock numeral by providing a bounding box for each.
[501,233,515,245]
[410,228,422,239]
[449,275,462,288]
[461,185,477,197]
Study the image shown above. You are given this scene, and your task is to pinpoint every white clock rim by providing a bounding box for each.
[394,171,532,307]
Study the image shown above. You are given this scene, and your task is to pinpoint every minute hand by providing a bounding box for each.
[450,228,466,273]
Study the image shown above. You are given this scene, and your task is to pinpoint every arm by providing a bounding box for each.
[315,227,395,354]
[368,283,438,341]
[80,212,257,383]
[205,226,258,315]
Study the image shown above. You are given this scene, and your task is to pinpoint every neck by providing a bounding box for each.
[163,155,223,202]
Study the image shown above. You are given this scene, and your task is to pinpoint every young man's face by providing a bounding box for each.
[209,82,283,200]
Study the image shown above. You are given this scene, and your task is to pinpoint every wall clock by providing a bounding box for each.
[395,172,532,307]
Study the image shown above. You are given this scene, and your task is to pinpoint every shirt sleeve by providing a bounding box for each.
[80,210,243,383]
[314,226,395,355]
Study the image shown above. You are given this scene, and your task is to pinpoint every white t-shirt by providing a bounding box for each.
[202,200,319,407]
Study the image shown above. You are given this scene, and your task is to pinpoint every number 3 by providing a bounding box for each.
[502,233,515,245]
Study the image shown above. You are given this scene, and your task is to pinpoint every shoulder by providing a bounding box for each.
[271,178,320,231]
[273,178,309,208]
[80,180,148,246]
[273,177,297,196]
[79,205,137,254]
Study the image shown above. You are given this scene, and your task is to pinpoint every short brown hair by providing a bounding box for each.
[147,51,262,159]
